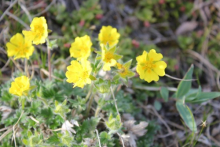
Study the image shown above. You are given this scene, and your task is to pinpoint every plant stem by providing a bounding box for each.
[117,133,125,147]
[85,84,93,102]
[86,94,94,117]
[192,125,205,147]
[95,106,101,117]
[95,129,102,147]
[47,42,52,81]
[24,59,29,77]
[110,86,121,122]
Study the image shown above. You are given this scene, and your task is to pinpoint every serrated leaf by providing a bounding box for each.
[94,79,110,93]
[176,100,197,132]
[160,87,169,102]
[106,114,122,133]
[1,90,13,102]
[100,131,113,146]
[54,100,70,119]
[176,64,194,99]
[47,39,58,50]
[78,117,100,137]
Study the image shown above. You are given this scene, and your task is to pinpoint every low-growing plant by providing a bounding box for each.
[1,15,220,147]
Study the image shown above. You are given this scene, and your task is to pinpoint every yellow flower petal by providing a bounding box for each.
[23,17,48,45]
[148,49,163,61]
[154,61,167,76]
[6,33,34,59]
[143,71,159,83]
[98,26,120,47]
[136,51,147,63]
[9,76,30,96]
[69,35,92,61]
[66,60,92,88]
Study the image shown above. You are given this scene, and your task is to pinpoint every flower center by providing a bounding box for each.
[142,59,156,73]
[34,25,44,38]
[120,68,127,75]
[104,52,114,63]
[81,71,89,79]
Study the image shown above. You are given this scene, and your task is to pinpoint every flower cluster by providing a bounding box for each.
[6,16,48,60]
[7,17,49,96]
[66,26,136,88]
[23,17,48,45]
[66,25,167,88]
[66,35,93,88]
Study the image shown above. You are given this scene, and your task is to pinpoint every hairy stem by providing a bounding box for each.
[110,86,121,122]
[24,59,29,77]
[47,42,52,81]
[85,85,93,102]
[95,106,101,117]
[86,94,94,117]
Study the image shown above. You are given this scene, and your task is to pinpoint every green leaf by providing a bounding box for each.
[47,39,58,50]
[176,100,197,132]
[54,100,70,119]
[185,87,201,102]
[176,65,194,99]
[100,131,114,146]
[160,87,169,102]
[22,139,28,145]
[1,89,13,102]
[154,100,162,111]
[190,92,220,103]
[105,114,122,133]
[77,117,100,138]
[94,79,110,93]
[60,133,73,147]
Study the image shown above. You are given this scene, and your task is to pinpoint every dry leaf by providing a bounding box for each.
[62,120,78,135]
[124,120,148,137]
[175,21,198,35]
[0,106,13,120]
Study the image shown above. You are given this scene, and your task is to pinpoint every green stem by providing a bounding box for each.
[95,106,101,117]
[85,84,94,117]
[85,84,93,102]
[110,86,121,122]
[192,125,205,147]
[47,39,52,81]
[86,94,94,116]
[24,59,29,77]
[38,97,49,106]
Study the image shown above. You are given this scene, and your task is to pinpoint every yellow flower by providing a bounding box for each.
[9,76,30,96]
[66,60,92,88]
[101,45,122,71]
[69,35,92,61]
[98,26,120,47]
[136,49,167,82]
[22,17,48,45]
[116,60,135,79]
[6,33,34,59]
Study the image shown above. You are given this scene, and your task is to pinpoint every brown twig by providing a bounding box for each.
[6,11,29,29]
[33,0,56,17]
[0,0,18,22]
